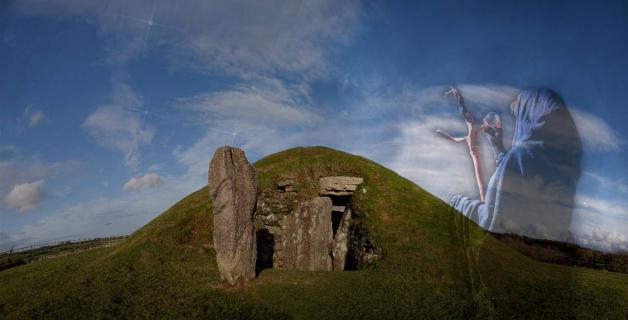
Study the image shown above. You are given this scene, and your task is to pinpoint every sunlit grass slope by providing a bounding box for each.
[1,146,627,319]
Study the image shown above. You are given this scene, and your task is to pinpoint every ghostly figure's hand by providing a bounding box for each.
[437,86,482,155]
[435,123,481,156]
[481,112,505,160]
[437,86,485,201]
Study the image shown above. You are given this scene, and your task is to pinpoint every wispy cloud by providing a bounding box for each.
[583,171,628,195]
[12,0,362,77]
[177,77,322,127]
[24,105,45,128]
[7,106,47,134]
[83,81,155,170]
[175,1,362,77]
[390,84,519,118]
[576,195,628,221]
[570,108,624,152]
[123,173,163,192]
[3,0,365,251]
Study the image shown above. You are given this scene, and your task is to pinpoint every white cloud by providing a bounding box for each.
[2,0,364,250]
[14,106,46,131]
[177,77,322,127]
[569,194,628,252]
[7,154,205,248]
[24,106,45,127]
[582,171,628,195]
[570,108,624,152]
[11,0,362,77]
[83,82,155,170]
[9,181,192,248]
[123,173,164,191]
[575,195,628,220]
[576,229,628,253]
[4,180,44,212]
[176,1,361,77]
[391,84,519,119]
[0,157,77,203]
[29,111,45,127]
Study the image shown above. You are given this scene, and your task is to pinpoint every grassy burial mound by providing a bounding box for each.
[1,147,627,319]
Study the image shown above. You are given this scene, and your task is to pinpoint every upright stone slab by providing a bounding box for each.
[281,197,333,271]
[208,146,257,285]
[331,208,352,271]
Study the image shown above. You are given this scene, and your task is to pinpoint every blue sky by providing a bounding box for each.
[1,0,627,252]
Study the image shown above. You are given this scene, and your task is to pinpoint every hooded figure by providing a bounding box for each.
[450,88,582,241]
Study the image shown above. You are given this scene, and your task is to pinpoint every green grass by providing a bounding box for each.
[1,146,627,319]
[0,237,127,272]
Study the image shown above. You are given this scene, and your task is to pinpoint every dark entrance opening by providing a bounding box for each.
[329,195,350,237]
[256,228,275,275]
[331,211,343,237]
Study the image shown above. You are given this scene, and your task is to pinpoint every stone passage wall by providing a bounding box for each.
[255,179,299,270]
[256,176,381,272]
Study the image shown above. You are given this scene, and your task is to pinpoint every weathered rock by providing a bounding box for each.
[346,213,383,270]
[208,146,257,285]
[281,197,333,271]
[319,176,364,196]
[276,179,297,192]
[260,213,280,226]
[255,182,301,270]
[331,208,352,271]
[277,180,293,189]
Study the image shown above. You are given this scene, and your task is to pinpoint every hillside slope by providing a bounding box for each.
[1,147,627,319]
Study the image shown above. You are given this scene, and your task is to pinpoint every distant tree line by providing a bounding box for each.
[4,235,128,254]
[0,235,128,272]
[492,233,628,274]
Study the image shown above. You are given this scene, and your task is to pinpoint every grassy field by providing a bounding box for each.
[1,146,627,319]
[0,237,127,272]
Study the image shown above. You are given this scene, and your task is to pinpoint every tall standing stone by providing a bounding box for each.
[208,146,257,285]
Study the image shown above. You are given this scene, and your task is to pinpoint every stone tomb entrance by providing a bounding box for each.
[208,147,381,284]
[255,176,381,273]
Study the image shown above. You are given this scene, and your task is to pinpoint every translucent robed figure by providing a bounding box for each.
[438,87,582,242]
